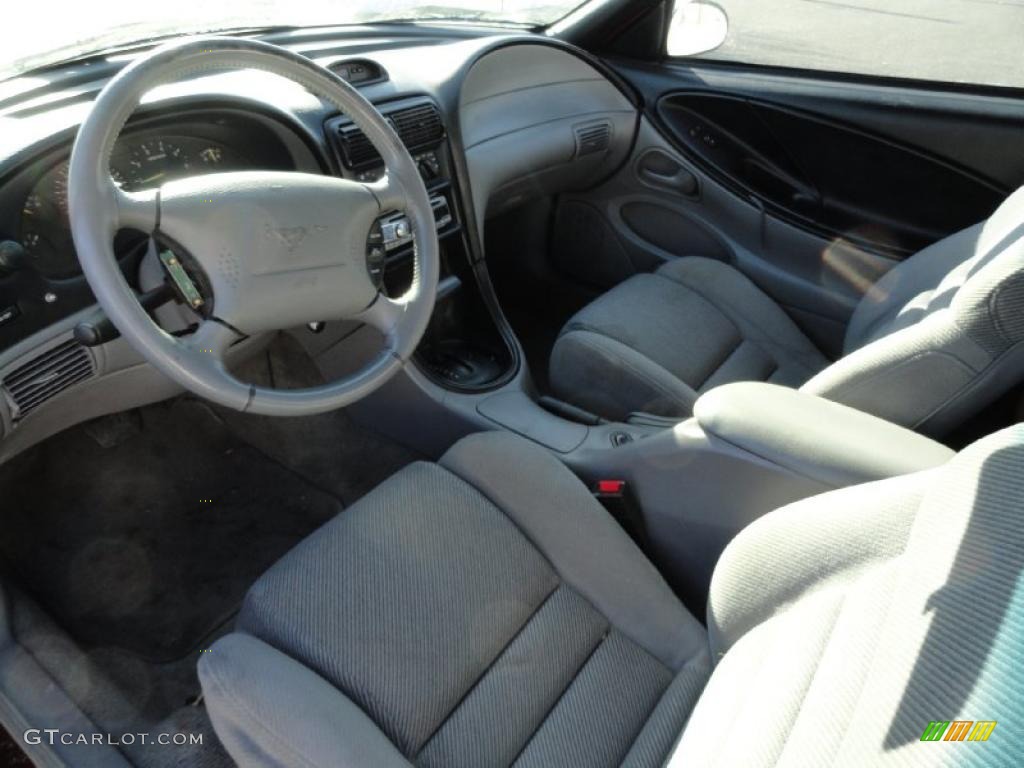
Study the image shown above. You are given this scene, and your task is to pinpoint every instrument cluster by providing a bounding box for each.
[19,135,250,278]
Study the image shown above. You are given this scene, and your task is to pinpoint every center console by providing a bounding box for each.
[324,97,515,391]
[543,382,955,609]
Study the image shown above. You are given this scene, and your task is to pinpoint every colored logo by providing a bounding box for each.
[920,721,997,742]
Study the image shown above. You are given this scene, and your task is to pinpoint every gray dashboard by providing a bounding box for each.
[459,44,636,233]
[0,28,638,461]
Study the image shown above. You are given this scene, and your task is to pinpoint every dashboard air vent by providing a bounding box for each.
[331,100,445,170]
[2,339,94,419]
[335,123,379,169]
[574,121,612,157]
[390,102,445,151]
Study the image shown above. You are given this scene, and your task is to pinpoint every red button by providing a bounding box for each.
[597,479,625,494]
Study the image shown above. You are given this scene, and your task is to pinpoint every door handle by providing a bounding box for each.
[636,150,700,198]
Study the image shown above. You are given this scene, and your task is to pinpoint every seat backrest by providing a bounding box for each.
[668,424,1024,766]
[802,187,1024,435]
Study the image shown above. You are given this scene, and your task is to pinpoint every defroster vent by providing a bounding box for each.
[2,339,95,419]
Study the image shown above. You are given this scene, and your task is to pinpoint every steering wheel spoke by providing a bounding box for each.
[113,184,159,232]
[183,318,243,362]
[364,173,408,214]
[354,294,406,345]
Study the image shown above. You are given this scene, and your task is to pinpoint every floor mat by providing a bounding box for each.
[212,335,421,506]
[10,588,233,767]
[0,398,344,662]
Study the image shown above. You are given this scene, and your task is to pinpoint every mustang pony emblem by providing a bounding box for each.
[266,224,310,253]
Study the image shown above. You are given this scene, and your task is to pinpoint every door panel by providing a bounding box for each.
[552,119,888,357]
[551,58,1024,357]
[658,92,1005,256]
[624,61,1024,190]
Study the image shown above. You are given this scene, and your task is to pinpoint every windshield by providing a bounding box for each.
[6,0,588,79]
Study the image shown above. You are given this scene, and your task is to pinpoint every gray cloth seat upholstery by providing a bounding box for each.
[549,256,829,421]
[550,187,1024,433]
[199,428,1024,767]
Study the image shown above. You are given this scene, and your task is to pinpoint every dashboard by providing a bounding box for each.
[0,27,638,459]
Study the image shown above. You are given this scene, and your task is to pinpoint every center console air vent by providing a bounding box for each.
[328,99,445,170]
[390,103,445,151]
[574,120,612,157]
[2,339,94,419]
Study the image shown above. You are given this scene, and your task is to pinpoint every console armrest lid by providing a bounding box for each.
[694,383,955,487]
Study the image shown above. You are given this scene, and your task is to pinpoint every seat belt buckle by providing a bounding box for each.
[595,479,626,496]
[593,479,647,547]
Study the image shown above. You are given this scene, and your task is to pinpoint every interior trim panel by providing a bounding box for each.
[656,91,1007,257]
[458,44,637,233]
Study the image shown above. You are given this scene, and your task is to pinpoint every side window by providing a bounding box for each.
[666,0,1024,88]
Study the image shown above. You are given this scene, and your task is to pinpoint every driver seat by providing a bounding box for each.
[199,429,1024,766]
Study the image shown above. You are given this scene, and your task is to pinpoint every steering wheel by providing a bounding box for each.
[68,37,439,416]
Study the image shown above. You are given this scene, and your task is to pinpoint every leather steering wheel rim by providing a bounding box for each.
[68,37,439,416]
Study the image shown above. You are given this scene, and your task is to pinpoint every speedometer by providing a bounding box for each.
[119,138,193,191]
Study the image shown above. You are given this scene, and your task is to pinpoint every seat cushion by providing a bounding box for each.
[549,257,828,421]
[199,432,710,768]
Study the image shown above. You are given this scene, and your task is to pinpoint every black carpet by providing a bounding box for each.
[0,398,346,662]
[0,724,33,768]
[0,333,420,766]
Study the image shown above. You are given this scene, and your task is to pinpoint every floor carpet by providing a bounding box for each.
[0,332,421,765]
[0,723,33,768]
[0,398,346,662]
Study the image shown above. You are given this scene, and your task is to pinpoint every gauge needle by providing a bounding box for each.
[138,172,166,186]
